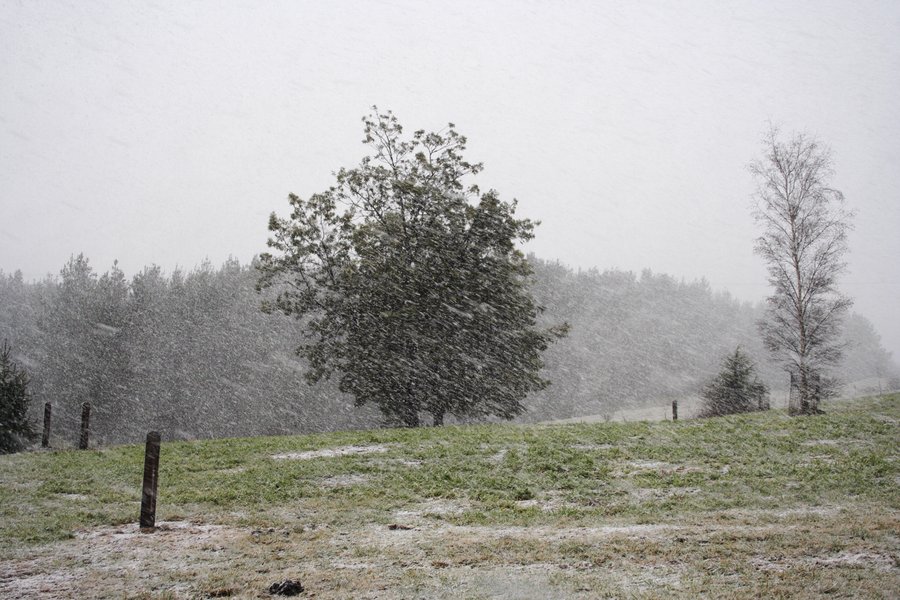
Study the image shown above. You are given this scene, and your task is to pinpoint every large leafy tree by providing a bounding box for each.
[259,109,564,426]
[751,127,852,415]
[0,340,36,453]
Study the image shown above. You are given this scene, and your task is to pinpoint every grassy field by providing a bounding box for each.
[0,394,897,599]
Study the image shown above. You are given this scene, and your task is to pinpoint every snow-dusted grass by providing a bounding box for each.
[0,394,897,598]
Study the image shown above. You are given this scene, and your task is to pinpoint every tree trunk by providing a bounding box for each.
[799,364,810,415]
[402,411,419,428]
[400,399,419,428]
[401,339,419,427]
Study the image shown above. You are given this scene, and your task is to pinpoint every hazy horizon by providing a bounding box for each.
[2,0,898,357]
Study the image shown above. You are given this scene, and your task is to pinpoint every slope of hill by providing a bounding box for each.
[1,394,897,598]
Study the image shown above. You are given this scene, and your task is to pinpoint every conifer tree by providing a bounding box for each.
[0,340,36,453]
[700,347,769,417]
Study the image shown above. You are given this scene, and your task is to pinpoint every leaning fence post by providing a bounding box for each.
[672,399,678,421]
[42,403,51,448]
[140,431,161,531]
[78,402,91,449]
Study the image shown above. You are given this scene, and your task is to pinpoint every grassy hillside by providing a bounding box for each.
[1,395,898,599]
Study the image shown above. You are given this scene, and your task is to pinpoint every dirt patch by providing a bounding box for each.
[76,520,228,541]
[487,448,509,464]
[572,443,614,451]
[809,552,897,571]
[217,465,246,474]
[57,493,89,501]
[318,474,370,487]
[801,439,842,446]
[514,498,573,512]
[272,444,390,460]
[438,564,586,600]
[2,512,896,599]
[721,505,844,522]
[391,498,472,524]
[614,460,705,477]
[630,487,702,502]
[514,490,582,512]
[340,521,683,560]
[0,521,244,599]
[752,551,897,573]
[374,457,423,468]
[485,444,527,464]
[798,454,838,467]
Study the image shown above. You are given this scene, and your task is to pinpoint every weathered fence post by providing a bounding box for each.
[78,402,91,449]
[672,399,678,421]
[140,431,161,531]
[42,402,51,448]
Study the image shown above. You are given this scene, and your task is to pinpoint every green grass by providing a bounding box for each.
[1,394,898,598]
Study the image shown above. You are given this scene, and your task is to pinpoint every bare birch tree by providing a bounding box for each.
[751,127,853,414]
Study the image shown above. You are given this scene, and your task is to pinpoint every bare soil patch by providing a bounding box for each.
[272,443,390,460]
[613,459,706,477]
[318,473,370,487]
[0,521,244,599]
[2,510,897,599]
[752,551,897,573]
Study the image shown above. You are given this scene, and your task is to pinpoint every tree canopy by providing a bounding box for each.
[258,109,565,426]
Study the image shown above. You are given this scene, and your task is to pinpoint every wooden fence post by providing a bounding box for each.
[42,403,51,448]
[79,402,91,449]
[672,399,678,421]
[140,431,161,531]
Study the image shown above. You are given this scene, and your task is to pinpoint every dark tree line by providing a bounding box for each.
[0,256,378,445]
[0,254,896,444]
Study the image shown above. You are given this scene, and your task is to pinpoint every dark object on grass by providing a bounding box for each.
[388,523,413,530]
[268,580,304,596]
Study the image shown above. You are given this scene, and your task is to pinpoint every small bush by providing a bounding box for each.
[699,347,769,417]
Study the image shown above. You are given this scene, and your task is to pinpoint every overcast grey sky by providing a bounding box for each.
[1,0,898,357]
